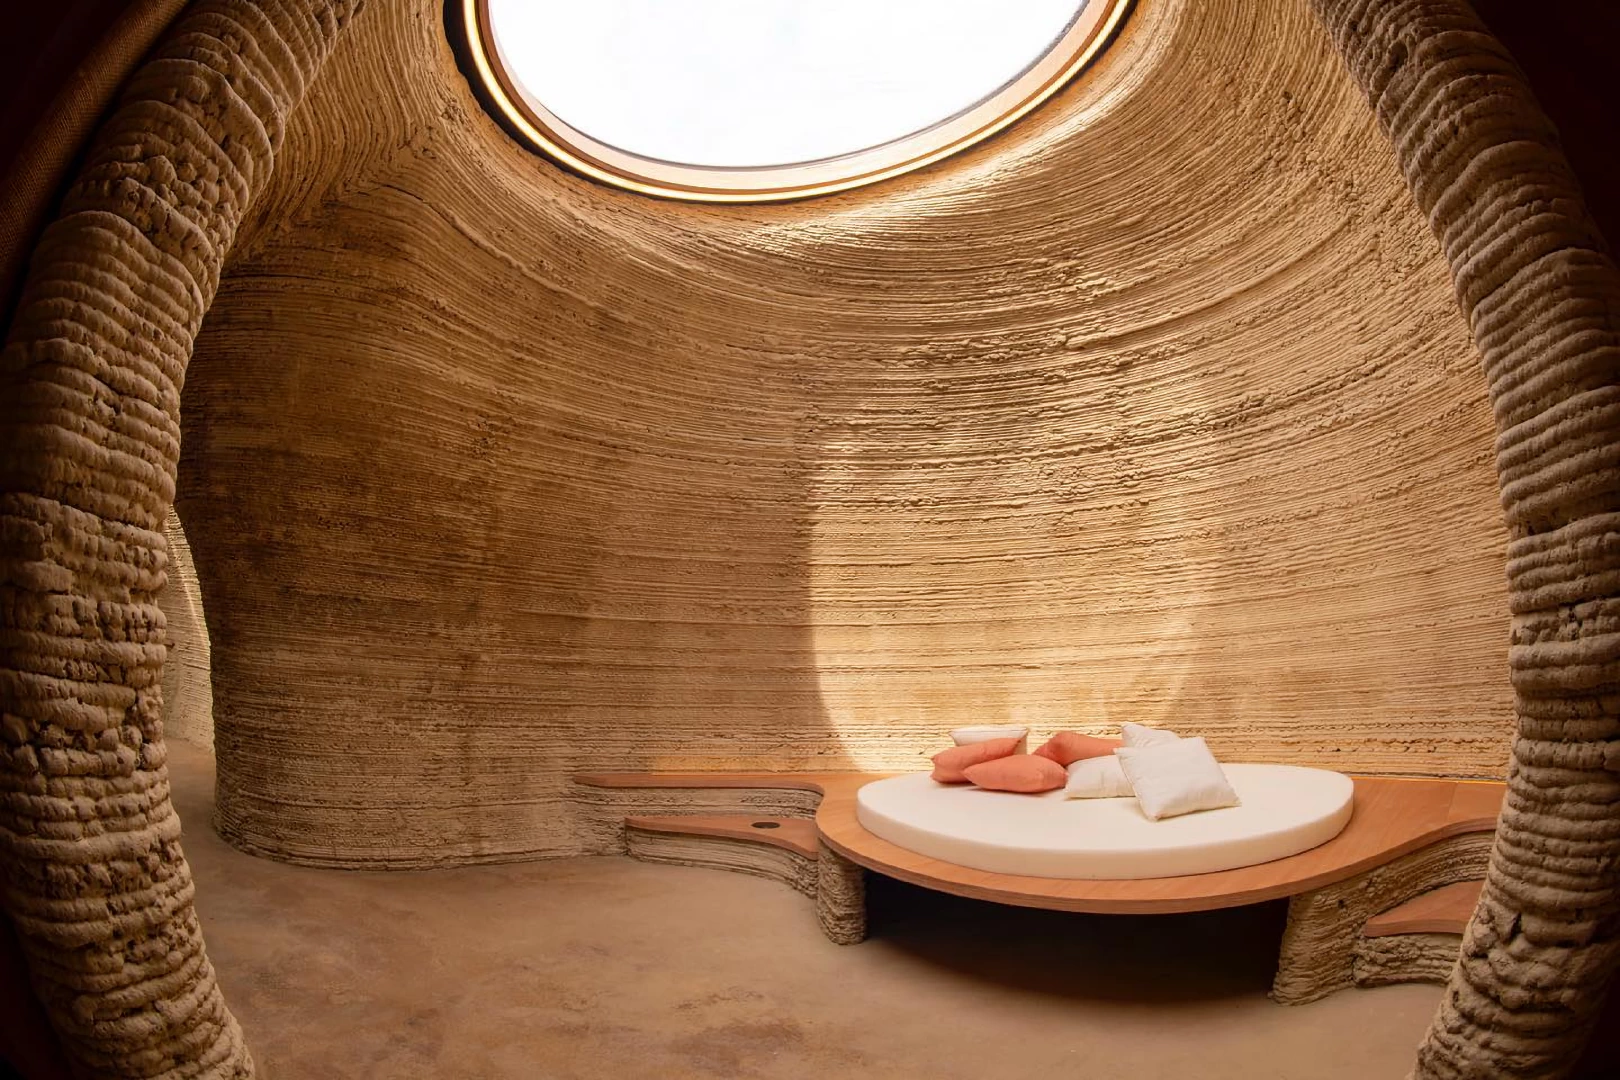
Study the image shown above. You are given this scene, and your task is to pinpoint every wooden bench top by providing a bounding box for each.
[1363,879,1484,938]
[624,814,820,859]
[578,772,1504,915]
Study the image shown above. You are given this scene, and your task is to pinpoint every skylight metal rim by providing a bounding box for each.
[462,0,1132,203]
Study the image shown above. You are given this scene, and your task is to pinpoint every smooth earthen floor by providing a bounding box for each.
[172,742,1443,1078]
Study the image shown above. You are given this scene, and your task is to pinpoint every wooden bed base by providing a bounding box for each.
[577,772,1503,1002]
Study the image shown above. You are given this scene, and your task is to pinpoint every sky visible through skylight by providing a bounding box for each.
[486,0,1088,168]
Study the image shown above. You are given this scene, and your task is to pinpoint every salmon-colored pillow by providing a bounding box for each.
[1033,732,1123,767]
[931,737,1020,783]
[963,754,1067,793]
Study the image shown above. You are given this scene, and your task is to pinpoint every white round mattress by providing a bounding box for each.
[856,764,1355,880]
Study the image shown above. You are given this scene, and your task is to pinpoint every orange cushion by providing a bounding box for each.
[1033,732,1122,767]
[930,737,1020,783]
[963,754,1067,793]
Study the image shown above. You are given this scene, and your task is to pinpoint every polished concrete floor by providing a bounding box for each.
[173,742,1445,1078]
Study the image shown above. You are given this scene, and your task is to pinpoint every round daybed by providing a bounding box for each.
[580,767,1505,1004]
[856,765,1356,879]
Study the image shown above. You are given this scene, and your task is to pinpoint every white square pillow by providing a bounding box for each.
[1120,722,1180,748]
[1063,755,1133,799]
[950,725,1029,753]
[1115,737,1240,820]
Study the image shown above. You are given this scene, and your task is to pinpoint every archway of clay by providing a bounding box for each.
[0,1,1616,1076]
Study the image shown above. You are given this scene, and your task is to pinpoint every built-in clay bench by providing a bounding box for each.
[576,772,1503,1003]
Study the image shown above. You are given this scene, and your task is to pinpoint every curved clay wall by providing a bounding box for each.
[177,0,1511,869]
[3,0,1617,1075]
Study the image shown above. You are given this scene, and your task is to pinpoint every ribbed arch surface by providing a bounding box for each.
[1309,1,1620,1073]
[0,2,362,1073]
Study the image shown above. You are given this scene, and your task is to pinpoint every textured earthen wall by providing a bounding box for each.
[178,0,1511,868]
[0,1,190,319]
[1308,0,1620,1074]
[0,2,360,1074]
[2,0,1616,1075]
[157,509,214,749]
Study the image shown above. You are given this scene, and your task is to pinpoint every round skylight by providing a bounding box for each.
[462,0,1130,202]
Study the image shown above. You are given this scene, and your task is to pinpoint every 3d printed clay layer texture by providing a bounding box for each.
[3,0,1617,1075]
[0,2,361,1075]
[183,0,1508,871]
[1310,0,1620,1074]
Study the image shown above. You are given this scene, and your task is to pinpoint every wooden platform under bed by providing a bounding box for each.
[576,771,1504,1003]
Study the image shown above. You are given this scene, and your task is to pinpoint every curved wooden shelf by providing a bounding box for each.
[1363,879,1484,938]
[623,815,820,859]
[578,773,845,794]
[576,772,1504,915]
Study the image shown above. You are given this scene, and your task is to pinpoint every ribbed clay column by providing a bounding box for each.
[1309,1,1620,1076]
[0,2,362,1075]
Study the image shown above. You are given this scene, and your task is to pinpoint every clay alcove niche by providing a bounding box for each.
[0,0,1618,1078]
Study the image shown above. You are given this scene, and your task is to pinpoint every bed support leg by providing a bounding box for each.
[816,843,867,945]
[1271,833,1493,1004]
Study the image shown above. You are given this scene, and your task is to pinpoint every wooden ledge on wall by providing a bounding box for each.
[577,771,1505,915]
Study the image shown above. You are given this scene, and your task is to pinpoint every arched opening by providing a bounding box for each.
[0,0,1618,1076]
[157,508,214,750]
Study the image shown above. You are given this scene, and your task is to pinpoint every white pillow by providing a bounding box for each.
[1115,737,1240,820]
[1063,755,1133,799]
[949,725,1028,753]
[1120,722,1180,748]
